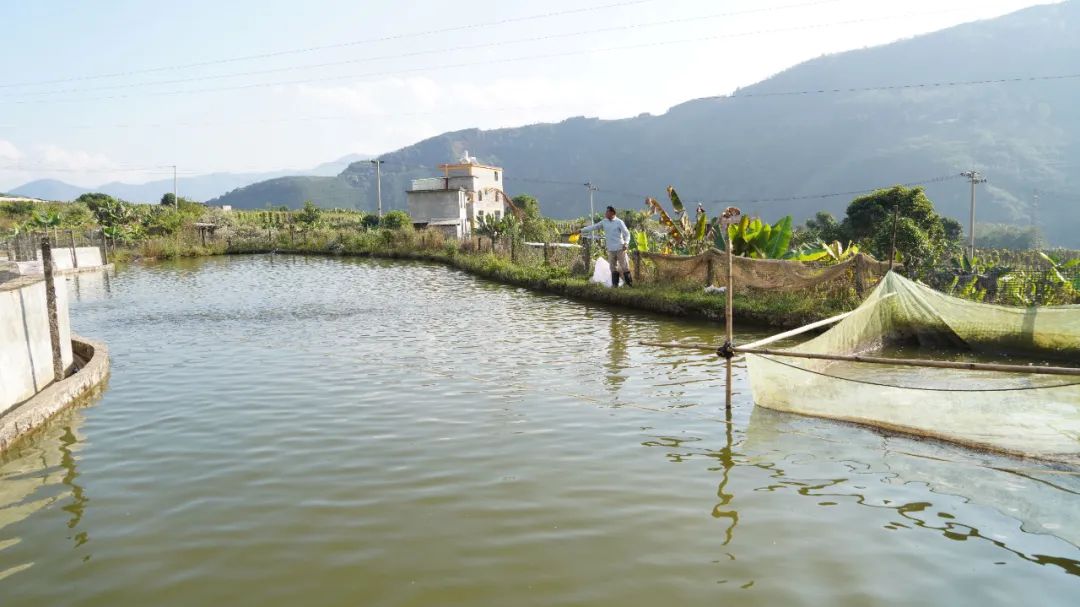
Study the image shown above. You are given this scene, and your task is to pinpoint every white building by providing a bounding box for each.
[406,152,509,239]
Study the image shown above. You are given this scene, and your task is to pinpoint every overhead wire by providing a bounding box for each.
[2,0,850,98]
[0,0,666,89]
[0,5,1033,105]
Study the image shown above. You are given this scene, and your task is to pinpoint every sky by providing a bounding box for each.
[0,0,1063,190]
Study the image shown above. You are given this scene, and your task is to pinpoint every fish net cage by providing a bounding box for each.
[746,272,1080,463]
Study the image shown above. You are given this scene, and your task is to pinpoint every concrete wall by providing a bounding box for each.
[407,189,468,237]
[0,276,74,412]
[0,335,109,453]
[36,246,104,271]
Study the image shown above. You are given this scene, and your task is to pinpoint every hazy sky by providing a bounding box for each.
[0,0,1062,189]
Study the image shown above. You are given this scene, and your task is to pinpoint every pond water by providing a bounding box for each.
[1,255,1078,606]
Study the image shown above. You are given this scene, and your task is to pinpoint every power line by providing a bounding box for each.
[700,174,968,206]
[0,0,664,90]
[5,0,849,99]
[0,5,1010,105]
[722,73,1080,99]
[0,103,588,131]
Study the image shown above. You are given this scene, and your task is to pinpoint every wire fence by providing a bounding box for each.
[2,229,110,263]
[6,224,1076,307]
[922,265,1080,306]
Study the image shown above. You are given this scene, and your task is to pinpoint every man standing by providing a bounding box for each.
[578,205,633,287]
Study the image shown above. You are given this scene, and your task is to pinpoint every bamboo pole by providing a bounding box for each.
[639,340,1080,377]
[735,347,1080,377]
[724,236,734,410]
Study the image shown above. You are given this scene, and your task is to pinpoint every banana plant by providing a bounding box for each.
[725,215,794,259]
[645,194,685,245]
[790,240,860,263]
[1038,251,1080,290]
[644,186,718,253]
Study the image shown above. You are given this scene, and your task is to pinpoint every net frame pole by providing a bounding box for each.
[639,340,1080,376]
[725,226,734,411]
[736,347,1080,377]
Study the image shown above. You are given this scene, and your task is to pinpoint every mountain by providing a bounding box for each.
[9,154,372,204]
[191,4,1080,245]
[10,179,90,202]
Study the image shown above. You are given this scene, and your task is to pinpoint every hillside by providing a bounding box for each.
[211,3,1080,246]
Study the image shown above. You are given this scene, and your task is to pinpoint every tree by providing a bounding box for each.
[513,193,558,242]
[842,186,960,274]
[77,193,135,228]
[795,211,846,246]
[475,213,519,242]
[974,223,1047,250]
[295,200,322,227]
[379,210,412,230]
[361,214,381,230]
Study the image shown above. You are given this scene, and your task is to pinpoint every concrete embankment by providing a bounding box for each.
[1,275,74,408]
[0,336,109,453]
[1,255,112,453]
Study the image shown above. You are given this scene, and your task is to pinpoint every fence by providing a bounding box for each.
[922,264,1080,306]
[456,232,890,298]
[3,229,110,264]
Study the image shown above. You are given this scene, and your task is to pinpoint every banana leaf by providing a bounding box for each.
[765,216,793,259]
[693,211,707,241]
[666,186,685,214]
[646,197,684,244]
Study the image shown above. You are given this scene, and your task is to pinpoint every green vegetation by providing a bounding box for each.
[792,185,964,275]
[6,185,1076,323]
[974,223,1047,250]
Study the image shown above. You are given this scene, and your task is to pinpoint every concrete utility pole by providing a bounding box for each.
[371,159,384,218]
[584,182,598,221]
[961,170,986,258]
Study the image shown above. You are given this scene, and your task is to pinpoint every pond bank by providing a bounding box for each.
[225,243,858,329]
[108,236,860,329]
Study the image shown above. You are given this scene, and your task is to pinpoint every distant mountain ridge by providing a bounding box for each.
[95,5,1080,245]
[9,153,371,204]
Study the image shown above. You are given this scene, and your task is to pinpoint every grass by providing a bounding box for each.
[106,228,862,329]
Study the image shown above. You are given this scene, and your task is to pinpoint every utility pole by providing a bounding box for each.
[584,182,598,221]
[961,170,986,258]
[371,159,384,218]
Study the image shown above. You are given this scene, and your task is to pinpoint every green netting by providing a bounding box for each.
[641,250,891,294]
[746,272,1080,463]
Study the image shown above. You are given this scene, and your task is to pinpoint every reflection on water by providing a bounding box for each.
[1,255,1077,606]
[605,316,629,392]
[0,405,91,581]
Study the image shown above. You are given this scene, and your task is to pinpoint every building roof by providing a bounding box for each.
[438,162,502,172]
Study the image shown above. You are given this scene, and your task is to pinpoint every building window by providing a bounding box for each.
[478,210,485,218]
[494,210,501,219]
[478,191,483,201]
[494,171,499,181]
